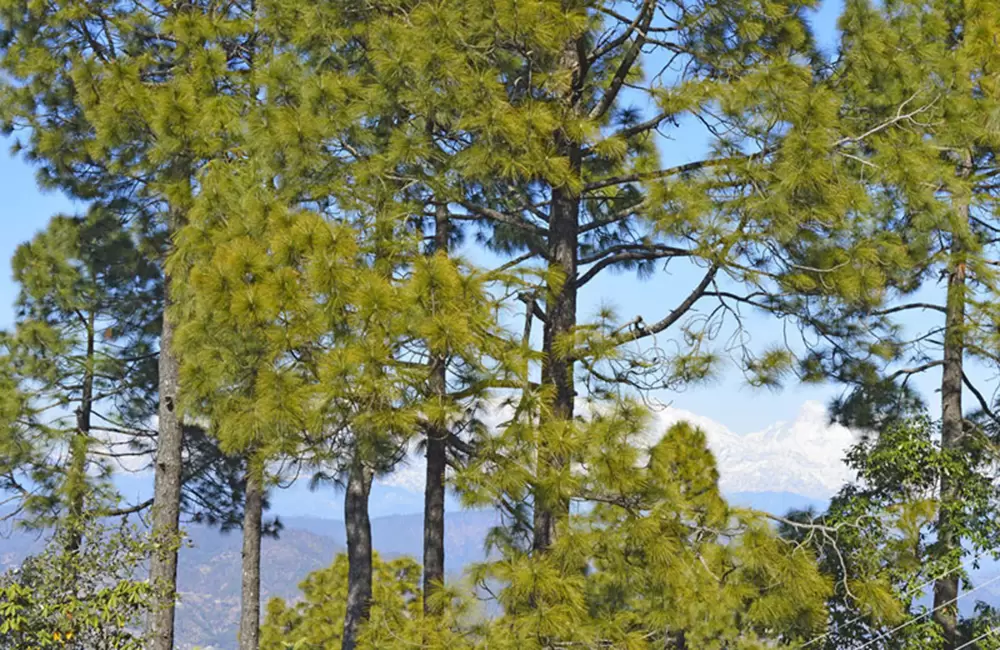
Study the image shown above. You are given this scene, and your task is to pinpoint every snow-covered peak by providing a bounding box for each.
[649,400,858,498]
[380,400,860,500]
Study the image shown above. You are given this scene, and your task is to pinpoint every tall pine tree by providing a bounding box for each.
[0,2,265,644]
[0,209,159,546]
[796,2,1000,645]
[325,0,920,555]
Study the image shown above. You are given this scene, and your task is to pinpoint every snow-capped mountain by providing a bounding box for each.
[378,399,860,502]
[122,399,861,518]
[651,400,859,499]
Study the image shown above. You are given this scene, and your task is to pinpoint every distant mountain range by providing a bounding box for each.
[370,400,861,503]
[638,400,860,498]
[170,492,1000,649]
[0,491,825,650]
[5,492,1000,649]
[0,401,951,649]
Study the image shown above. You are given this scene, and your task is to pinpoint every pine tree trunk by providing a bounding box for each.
[66,311,95,552]
[534,179,580,553]
[423,203,450,614]
[150,273,185,650]
[933,163,971,650]
[532,31,585,553]
[239,460,264,650]
[65,432,88,551]
[343,458,373,650]
[423,420,446,613]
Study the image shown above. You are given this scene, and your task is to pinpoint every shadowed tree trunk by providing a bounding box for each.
[531,30,589,553]
[150,272,185,650]
[343,457,373,650]
[423,203,450,613]
[534,172,580,553]
[933,157,972,650]
[239,459,264,650]
[66,310,95,553]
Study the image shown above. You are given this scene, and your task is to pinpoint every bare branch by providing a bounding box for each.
[614,264,719,344]
[105,498,154,517]
[455,201,548,236]
[576,246,695,287]
[588,4,654,120]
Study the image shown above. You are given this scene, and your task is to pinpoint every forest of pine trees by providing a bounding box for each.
[0,0,998,648]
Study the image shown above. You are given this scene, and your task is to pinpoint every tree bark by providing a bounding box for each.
[239,459,264,650]
[423,203,449,613]
[532,33,586,553]
[149,272,185,650]
[66,311,95,552]
[423,413,446,613]
[933,162,971,650]
[342,458,373,650]
[65,432,88,551]
[933,254,966,649]
[534,178,580,553]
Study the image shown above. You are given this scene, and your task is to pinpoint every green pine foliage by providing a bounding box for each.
[317,0,892,383]
[260,553,430,650]
[799,0,1000,394]
[0,208,160,530]
[262,405,834,650]
[468,404,833,649]
[5,0,1000,648]
[288,0,933,559]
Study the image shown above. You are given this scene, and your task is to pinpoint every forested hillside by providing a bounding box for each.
[0,0,999,649]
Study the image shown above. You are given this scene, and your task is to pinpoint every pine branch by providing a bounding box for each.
[870,303,946,316]
[613,263,719,344]
[455,201,548,236]
[577,242,693,265]
[588,5,654,120]
[588,0,655,64]
[105,499,154,517]
[885,361,944,382]
[963,372,1000,425]
[579,198,647,234]
[583,155,756,193]
[576,246,695,287]
[834,91,941,147]
[584,93,940,193]
[605,110,676,143]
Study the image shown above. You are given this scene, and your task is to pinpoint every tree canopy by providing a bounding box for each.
[1,0,1000,649]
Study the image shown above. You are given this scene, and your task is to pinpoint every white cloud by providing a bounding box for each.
[379,453,427,492]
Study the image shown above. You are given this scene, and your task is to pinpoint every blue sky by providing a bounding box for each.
[0,0,967,451]
[0,179,846,436]
[4,0,990,526]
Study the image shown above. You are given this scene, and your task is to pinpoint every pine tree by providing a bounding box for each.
[260,553,427,650]
[0,209,160,548]
[461,402,832,648]
[319,0,921,556]
[794,2,1000,646]
[0,2,267,644]
[173,154,420,650]
[260,400,836,649]
[170,5,529,643]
